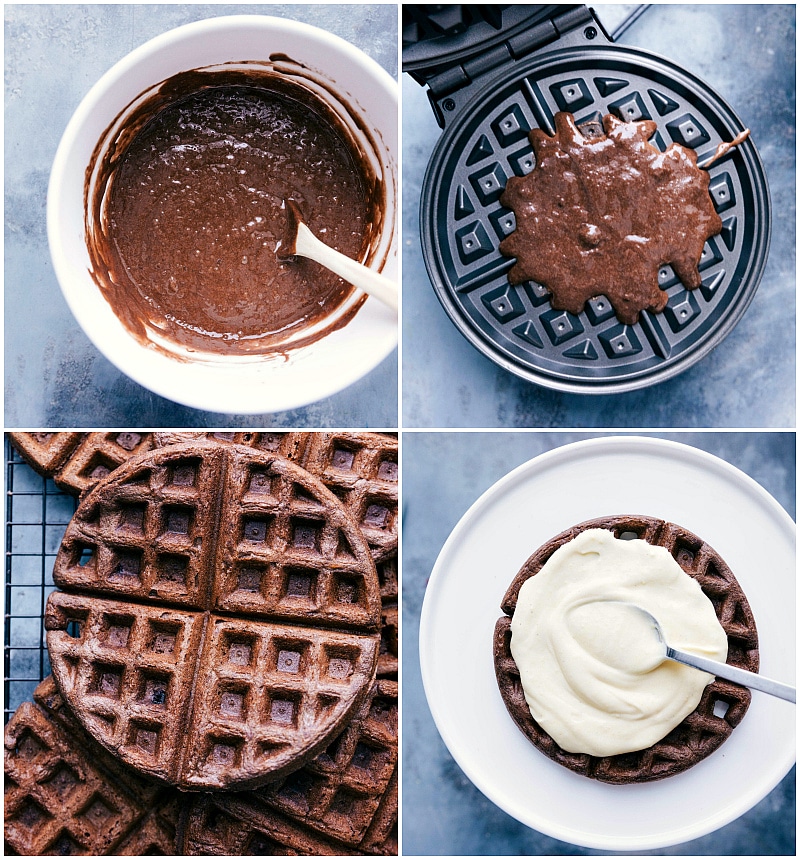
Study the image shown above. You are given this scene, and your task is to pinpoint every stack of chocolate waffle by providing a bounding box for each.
[5,433,398,855]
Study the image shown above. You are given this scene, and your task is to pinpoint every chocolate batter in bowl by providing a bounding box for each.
[87,68,384,356]
[48,16,397,413]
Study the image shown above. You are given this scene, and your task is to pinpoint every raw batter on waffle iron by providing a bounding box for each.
[45,441,381,791]
[493,515,758,783]
[499,112,726,325]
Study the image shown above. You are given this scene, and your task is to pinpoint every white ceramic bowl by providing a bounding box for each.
[47,15,398,414]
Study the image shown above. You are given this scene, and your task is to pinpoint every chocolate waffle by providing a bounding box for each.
[251,678,398,846]
[153,431,399,564]
[377,553,398,604]
[9,432,154,496]
[153,430,308,462]
[179,678,397,854]
[493,515,759,784]
[300,433,398,564]
[377,603,398,680]
[4,677,183,855]
[45,441,381,790]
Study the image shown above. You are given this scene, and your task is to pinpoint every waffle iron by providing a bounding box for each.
[404,5,770,393]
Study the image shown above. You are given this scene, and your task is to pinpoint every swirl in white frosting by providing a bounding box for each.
[510,528,728,757]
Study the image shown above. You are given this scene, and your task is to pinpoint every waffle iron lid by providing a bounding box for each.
[409,5,771,393]
[402,5,581,75]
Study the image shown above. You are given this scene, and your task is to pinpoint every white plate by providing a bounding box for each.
[419,436,795,851]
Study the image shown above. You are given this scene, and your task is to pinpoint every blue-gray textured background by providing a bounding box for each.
[5,4,398,428]
[402,4,795,428]
[402,430,795,855]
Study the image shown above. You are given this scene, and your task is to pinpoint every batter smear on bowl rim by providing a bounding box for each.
[499,112,738,325]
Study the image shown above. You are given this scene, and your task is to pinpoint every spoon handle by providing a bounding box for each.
[295,223,398,312]
[667,647,796,703]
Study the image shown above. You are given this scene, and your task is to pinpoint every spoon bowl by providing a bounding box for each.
[620,602,796,703]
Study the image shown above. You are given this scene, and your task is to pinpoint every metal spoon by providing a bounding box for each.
[626,603,795,703]
[278,199,398,312]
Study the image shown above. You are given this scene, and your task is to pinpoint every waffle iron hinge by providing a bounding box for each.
[422,6,611,128]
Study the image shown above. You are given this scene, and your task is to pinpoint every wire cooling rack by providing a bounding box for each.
[4,436,78,723]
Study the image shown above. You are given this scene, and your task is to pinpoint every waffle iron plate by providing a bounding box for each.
[417,16,770,393]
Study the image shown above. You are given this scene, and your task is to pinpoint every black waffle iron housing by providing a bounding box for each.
[406,5,770,393]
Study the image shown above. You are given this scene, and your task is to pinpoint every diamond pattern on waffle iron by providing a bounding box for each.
[5,677,183,856]
[434,57,756,386]
[47,442,380,790]
[494,515,758,783]
[301,433,399,564]
[252,679,398,846]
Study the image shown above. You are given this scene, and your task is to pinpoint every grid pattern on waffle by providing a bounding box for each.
[55,433,155,495]
[494,615,752,783]
[301,433,399,563]
[494,515,757,783]
[9,432,155,496]
[4,684,181,856]
[154,430,309,462]
[46,442,380,789]
[213,446,380,627]
[377,603,398,679]
[5,439,78,723]
[182,794,349,855]
[182,617,379,789]
[182,788,397,856]
[45,592,204,783]
[253,679,398,845]
[54,445,224,607]
[8,432,83,474]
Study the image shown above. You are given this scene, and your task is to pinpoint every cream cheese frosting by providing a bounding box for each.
[509,528,728,757]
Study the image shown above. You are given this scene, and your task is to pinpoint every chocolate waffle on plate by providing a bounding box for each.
[4,676,183,855]
[493,514,759,783]
[9,432,154,496]
[45,441,381,791]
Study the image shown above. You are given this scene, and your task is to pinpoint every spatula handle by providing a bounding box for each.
[295,223,398,312]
